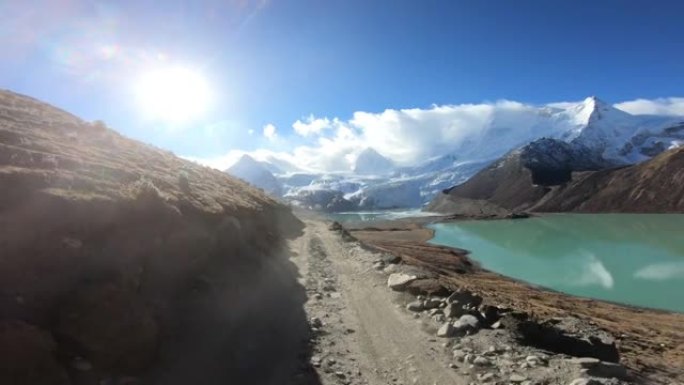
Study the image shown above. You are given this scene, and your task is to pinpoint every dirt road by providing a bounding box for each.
[286,215,650,385]
[288,217,472,385]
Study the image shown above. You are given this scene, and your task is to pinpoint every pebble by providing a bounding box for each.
[478,373,495,382]
[509,374,527,383]
[473,356,490,366]
[453,349,466,362]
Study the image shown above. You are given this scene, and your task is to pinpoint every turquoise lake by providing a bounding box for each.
[429,214,684,313]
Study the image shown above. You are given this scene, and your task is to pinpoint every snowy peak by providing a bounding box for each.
[353,148,395,175]
[226,155,283,196]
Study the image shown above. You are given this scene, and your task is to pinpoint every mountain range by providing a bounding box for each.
[225,96,684,212]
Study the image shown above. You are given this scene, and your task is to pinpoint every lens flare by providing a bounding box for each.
[135,66,212,123]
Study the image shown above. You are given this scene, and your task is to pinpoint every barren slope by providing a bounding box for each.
[0,90,308,385]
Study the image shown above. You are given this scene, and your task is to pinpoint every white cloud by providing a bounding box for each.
[292,115,335,136]
[262,123,277,140]
[614,97,684,116]
[189,96,684,174]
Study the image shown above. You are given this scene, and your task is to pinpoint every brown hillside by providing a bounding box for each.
[536,147,684,212]
[0,90,309,385]
[429,145,684,214]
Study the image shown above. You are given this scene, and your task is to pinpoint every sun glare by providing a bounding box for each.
[135,66,212,123]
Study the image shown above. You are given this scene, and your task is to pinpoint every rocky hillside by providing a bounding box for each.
[428,140,684,214]
[0,90,307,385]
[536,146,684,212]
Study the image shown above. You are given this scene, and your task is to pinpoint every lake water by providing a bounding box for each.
[429,214,684,313]
[328,209,439,223]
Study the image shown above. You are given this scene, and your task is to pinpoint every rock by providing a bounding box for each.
[446,290,483,307]
[311,317,323,328]
[491,320,502,329]
[478,372,495,382]
[453,314,480,335]
[437,322,454,338]
[509,374,527,383]
[568,379,602,385]
[387,273,417,290]
[587,361,628,379]
[571,357,601,368]
[406,301,424,312]
[473,356,490,366]
[443,302,465,318]
[517,317,619,362]
[423,298,442,309]
[453,349,466,362]
[479,305,501,324]
[373,261,385,270]
[525,355,545,366]
[405,279,450,296]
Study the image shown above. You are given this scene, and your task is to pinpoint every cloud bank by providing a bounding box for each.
[191,96,684,172]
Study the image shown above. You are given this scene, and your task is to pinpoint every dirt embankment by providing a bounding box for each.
[346,220,684,385]
[0,90,311,385]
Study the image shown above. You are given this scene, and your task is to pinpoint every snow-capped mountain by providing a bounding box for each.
[247,96,684,211]
[353,148,395,175]
[225,155,284,196]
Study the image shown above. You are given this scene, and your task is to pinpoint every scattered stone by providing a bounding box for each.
[453,349,466,362]
[407,301,424,312]
[525,355,545,367]
[478,372,495,382]
[311,317,323,328]
[335,371,345,378]
[437,322,454,338]
[330,292,342,299]
[313,293,323,300]
[387,273,417,290]
[491,320,502,329]
[423,298,442,309]
[373,262,385,270]
[568,379,601,385]
[453,314,480,335]
[509,374,527,383]
[571,357,601,368]
[473,356,490,366]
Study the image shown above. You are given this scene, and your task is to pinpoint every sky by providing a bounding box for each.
[1,0,684,171]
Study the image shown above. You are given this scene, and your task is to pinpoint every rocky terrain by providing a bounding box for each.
[428,144,684,215]
[0,90,309,385]
[342,220,684,385]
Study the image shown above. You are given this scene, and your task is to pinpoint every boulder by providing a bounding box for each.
[446,289,483,308]
[387,273,417,291]
[404,279,450,297]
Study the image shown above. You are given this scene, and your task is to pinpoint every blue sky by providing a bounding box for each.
[1,0,683,169]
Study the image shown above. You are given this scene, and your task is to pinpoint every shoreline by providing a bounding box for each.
[338,214,684,384]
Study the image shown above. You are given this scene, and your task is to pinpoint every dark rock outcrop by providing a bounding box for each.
[428,136,684,214]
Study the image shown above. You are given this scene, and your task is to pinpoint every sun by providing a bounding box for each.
[135,66,212,123]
